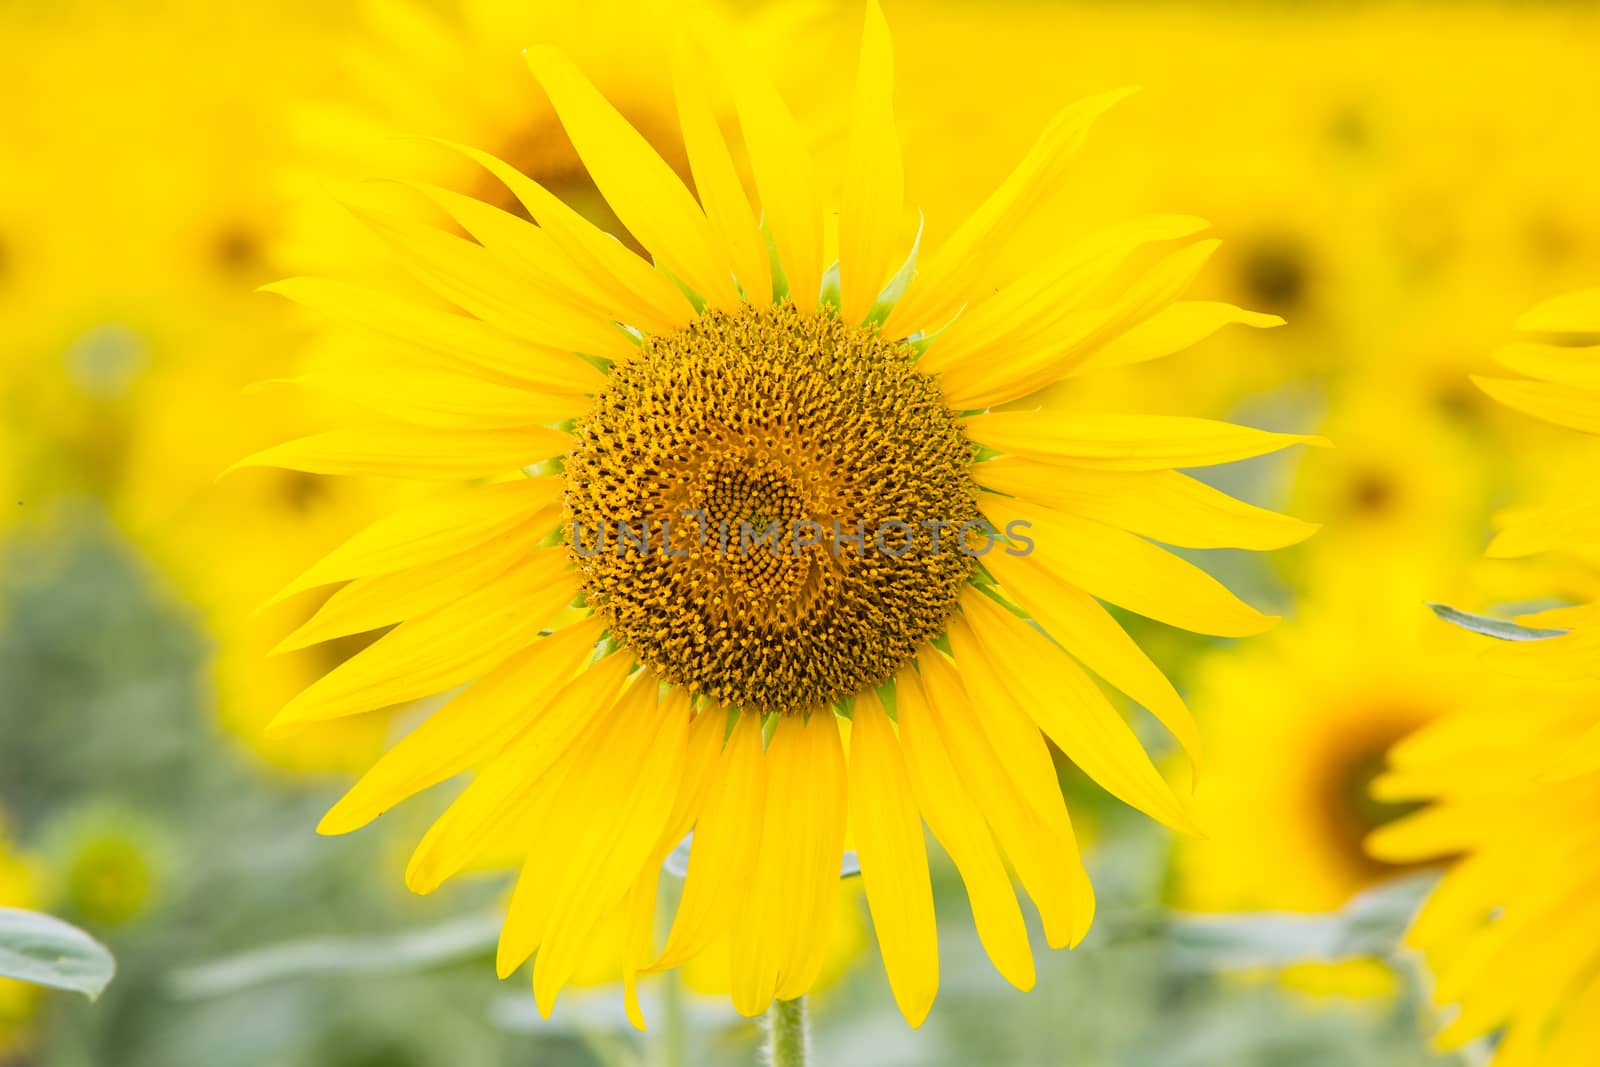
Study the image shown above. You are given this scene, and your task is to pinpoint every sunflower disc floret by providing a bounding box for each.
[565,302,979,714]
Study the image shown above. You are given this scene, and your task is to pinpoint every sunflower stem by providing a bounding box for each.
[764,996,809,1067]
[659,968,685,1067]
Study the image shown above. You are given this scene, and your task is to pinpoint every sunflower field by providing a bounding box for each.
[3,2,1600,1065]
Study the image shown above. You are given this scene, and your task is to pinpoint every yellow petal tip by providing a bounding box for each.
[403,862,439,897]
[262,713,306,739]
[900,999,934,1030]
[316,806,362,837]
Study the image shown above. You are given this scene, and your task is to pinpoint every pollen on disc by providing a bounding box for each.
[564,302,979,715]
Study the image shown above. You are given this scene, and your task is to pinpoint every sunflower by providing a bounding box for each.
[0,0,356,530]
[1373,288,1600,1065]
[1286,380,1492,570]
[252,3,1318,1027]
[1173,555,1476,920]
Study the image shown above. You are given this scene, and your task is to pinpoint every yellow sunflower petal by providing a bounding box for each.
[773,714,849,1001]
[964,410,1325,471]
[269,550,580,731]
[1402,850,1504,947]
[711,20,823,306]
[525,46,739,310]
[916,650,1093,948]
[318,617,605,836]
[917,216,1209,378]
[978,548,1199,776]
[433,138,694,333]
[671,30,771,303]
[271,479,559,602]
[387,179,636,326]
[972,460,1317,550]
[955,591,1199,835]
[659,697,729,846]
[730,714,847,1013]
[1514,288,1600,334]
[408,653,635,896]
[654,711,765,972]
[620,865,662,1032]
[848,689,938,1027]
[837,0,904,325]
[1437,870,1600,1046]
[1366,804,1477,865]
[275,506,556,651]
[884,88,1135,338]
[980,496,1277,638]
[1488,499,1600,559]
[1489,343,1600,391]
[1539,971,1600,1064]
[1474,374,1600,434]
[533,683,690,1018]
[496,774,579,976]
[1070,301,1285,376]
[611,696,723,1027]
[936,238,1224,409]
[916,630,1065,843]
[498,674,663,980]
[347,203,641,359]
[264,278,604,394]
[233,424,569,482]
[895,664,1035,990]
[290,367,583,430]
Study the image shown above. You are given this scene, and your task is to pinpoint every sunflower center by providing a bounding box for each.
[564,302,979,714]
[1320,717,1429,878]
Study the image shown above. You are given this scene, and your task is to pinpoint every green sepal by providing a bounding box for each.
[864,213,924,328]
[817,259,842,312]
[761,217,790,302]
[874,677,898,722]
[1428,602,1567,642]
[905,306,964,357]
[656,264,707,314]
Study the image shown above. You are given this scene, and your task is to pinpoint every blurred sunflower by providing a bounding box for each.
[1173,556,1476,920]
[40,802,169,929]
[1373,288,1600,1065]
[1286,380,1491,571]
[284,0,809,274]
[253,2,1317,1027]
[858,1,1600,430]
[0,1,398,776]
[0,2,442,776]
[0,1,344,518]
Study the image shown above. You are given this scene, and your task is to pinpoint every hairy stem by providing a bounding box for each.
[765,996,809,1067]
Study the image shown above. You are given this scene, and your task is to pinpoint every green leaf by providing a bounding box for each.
[1164,873,1435,971]
[0,907,116,1000]
[169,910,502,998]
[1428,602,1568,642]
